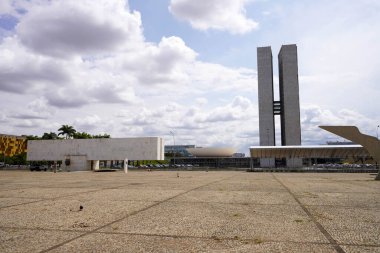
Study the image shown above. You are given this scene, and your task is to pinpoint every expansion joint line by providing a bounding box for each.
[271,174,346,253]
[39,174,236,253]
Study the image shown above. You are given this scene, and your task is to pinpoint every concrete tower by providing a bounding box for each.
[257,46,275,167]
[257,44,302,168]
[278,44,301,146]
[278,45,302,167]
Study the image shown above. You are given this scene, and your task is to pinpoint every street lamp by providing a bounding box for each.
[170,131,176,166]
[377,125,379,140]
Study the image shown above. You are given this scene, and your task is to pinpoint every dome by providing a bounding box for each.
[186,147,236,157]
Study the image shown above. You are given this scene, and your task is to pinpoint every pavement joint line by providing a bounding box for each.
[272,174,347,253]
[2,226,380,248]
[39,175,237,253]
[0,189,102,210]
[0,184,151,210]
[163,200,380,208]
[92,231,348,246]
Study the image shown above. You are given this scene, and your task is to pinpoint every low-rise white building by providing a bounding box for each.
[27,137,164,172]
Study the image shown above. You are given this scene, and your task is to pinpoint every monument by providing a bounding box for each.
[257,44,302,167]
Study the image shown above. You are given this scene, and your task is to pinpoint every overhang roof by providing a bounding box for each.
[249,145,371,159]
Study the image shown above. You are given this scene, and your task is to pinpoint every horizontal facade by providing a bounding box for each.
[250,145,370,159]
[27,137,164,171]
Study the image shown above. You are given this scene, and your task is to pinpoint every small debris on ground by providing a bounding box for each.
[72,221,90,228]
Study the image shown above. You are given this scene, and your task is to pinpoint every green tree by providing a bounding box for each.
[58,125,76,139]
[92,133,111,138]
[73,132,93,139]
[41,132,58,140]
[25,135,41,140]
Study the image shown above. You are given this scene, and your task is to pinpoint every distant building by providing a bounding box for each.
[257,44,302,167]
[327,141,355,145]
[232,153,245,158]
[0,134,27,157]
[165,145,195,157]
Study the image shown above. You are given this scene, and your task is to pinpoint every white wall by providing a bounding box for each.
[27,137,164,161]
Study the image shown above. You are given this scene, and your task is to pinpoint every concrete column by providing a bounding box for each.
[287,157,303,168]
[93,160,100,171]
[124,159,128,173]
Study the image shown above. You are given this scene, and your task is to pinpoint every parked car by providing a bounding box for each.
[30,165,47,171]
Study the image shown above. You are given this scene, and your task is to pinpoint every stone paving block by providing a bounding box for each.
[49,233,337,253]
[101,202,328,243]
[0,197,43,208]
[0,171,379,252]
[0,187,98,199]
[199,180,286,192]
[0,199,155,231]
[0,228,82,253]
[63,188,185,202]
[308,205,380,245]
[170,190,298,205]
[296,192,380,208]
[341,245,380,253]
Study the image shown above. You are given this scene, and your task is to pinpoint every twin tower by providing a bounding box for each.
[257,44,302,167]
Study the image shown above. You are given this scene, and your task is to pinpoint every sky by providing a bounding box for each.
[0,0,379,154]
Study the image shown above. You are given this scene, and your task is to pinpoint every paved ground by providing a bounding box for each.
[0,170,379,253]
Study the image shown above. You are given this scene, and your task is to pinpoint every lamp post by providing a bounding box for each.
[170,131,176,167]
[377,125,379,140]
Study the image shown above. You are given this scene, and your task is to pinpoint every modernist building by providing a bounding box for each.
[165,145,195,157]
[27,137,164,171]
[0,134,27,158]
[257,44,302,167]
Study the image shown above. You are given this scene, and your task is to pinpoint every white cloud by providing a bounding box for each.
[187,62,257,92]
[169,0,258,34]
[16,0,143,58]
[121,36,197,86]
[0,1,13,15]
[11,97,54,119]
[113,96,257,152]
[1,0,378,155]
[0,110,8,122]
[0,37,69,94]
[301,105,378,145]
[73,114,102,132]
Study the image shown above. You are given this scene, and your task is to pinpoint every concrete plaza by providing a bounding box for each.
[0,170,379,252]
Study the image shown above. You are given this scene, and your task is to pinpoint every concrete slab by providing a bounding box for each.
[0,228,82,253]
[0,199,155,231]
[0,197,43,208]
[63,188,186,202]
[296,192,380,208]
[0,187,98,199]
[308,205,380,245]
[100,202,328,243]
[170,190,298,205]
[0,170,379,252]
[199,180,286,192]
[341,245,380,253]
[49,233,337,253]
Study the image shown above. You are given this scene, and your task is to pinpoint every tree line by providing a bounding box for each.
[26,125,111,140]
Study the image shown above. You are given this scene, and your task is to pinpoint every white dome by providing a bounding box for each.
[187,147,236,157]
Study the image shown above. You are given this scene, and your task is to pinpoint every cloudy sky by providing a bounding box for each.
[0,0,379,154]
